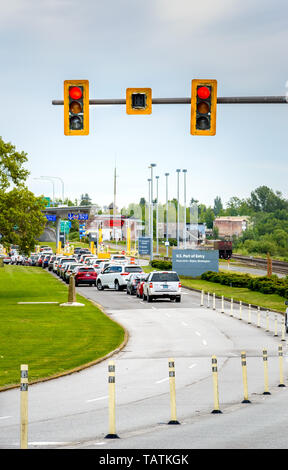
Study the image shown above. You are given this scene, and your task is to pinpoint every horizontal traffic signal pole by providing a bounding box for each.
[52,96,287,105]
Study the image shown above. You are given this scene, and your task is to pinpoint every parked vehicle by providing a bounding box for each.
[56,257,77,276]
[42,254,51,268]
[2,255,11,264]
[136,275,148,298]
[126,273,147,295]
[110,254,129,264]
[64,263,83,284]
[97,264,143,291]
[30,254,39,266]
[142,271,181,302]
[74,266,97,286]
[48,255,56,271]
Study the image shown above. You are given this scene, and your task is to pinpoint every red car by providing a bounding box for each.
[136,275,148,298]
[74,267,97,287]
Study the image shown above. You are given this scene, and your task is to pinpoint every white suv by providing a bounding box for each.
[142,271,181,303]
[97,264,144,291]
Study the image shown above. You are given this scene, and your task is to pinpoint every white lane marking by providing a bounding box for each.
[189,364,197,369]
[181,321,188,326]
[166,313,171,317]
[86,395,108,403]
[94,441,107,446]
[195,331,201,336]
[155,377,169,384]
[202,339,208,346]
[0,416,12,420]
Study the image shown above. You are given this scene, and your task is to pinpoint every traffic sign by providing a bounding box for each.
[138,237,152,256]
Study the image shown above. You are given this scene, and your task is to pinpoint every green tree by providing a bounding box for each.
[80,193,92,206]
[0,137,46,254]
[213,196,223,216]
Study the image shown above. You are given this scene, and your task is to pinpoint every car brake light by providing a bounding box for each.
[121,273,129,276]
[149,282,153,288]
[179,283,181,288]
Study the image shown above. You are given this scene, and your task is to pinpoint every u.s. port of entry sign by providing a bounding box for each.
[172,250,219,277]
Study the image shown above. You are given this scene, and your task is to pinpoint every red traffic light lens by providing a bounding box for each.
[197,86,210,100]
[69,86,82,100]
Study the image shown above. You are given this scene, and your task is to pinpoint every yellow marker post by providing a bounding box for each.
[230,298,233,317]
[274,314,278,337]
[168,358,180,425]
[263,349,271,395]
[212,293,216,311]
[278,345,286,388]
[221,295,224,313]
[281,316,286,342]
[257,306,261,328]
[200,290,204,307]
[266,311,270,332]
[127,227,131,255]
[20,365,28,449]
[211,356,222,414]
[248,304,251,324]
[105,361,119,439]
[241,352,251,403]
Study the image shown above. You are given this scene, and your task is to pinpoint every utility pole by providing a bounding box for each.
[176,169,181,247]
[156,175,159,255]
[183,169,187,249]
[150,164,156,261]
[165,173,169,257]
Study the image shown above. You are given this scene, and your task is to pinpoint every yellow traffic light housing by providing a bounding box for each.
[126,88,152,115]
[190,79,217,136]
[64,80,89,135]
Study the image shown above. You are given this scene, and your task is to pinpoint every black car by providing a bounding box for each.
[126,273,147,295]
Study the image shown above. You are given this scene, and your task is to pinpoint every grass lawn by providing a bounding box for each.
[0,265,125,389]
[142,266,286,313]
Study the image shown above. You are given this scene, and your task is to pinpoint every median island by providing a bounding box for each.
[0,265,126,390]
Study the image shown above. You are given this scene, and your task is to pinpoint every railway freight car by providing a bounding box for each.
[213,240,232,259]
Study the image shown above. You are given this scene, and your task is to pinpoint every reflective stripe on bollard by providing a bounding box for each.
[278,345,286,388]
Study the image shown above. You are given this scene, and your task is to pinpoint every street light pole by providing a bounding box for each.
[41,176,64,203]
[150,163,156,261]
[165,173,169,257]
[147,178,151,238]
[176,169,181,248]
[155,175,159,255]
[183,169,187,249]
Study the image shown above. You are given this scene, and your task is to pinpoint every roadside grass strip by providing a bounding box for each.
[0,265,125,389]
[142,266,286,313]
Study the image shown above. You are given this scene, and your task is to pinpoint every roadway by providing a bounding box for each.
[1,280,288,449]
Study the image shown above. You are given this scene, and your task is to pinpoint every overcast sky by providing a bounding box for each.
[1,0,287,210]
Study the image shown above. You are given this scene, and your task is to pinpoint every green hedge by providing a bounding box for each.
[201,271,288,298]
[151,259,172,270]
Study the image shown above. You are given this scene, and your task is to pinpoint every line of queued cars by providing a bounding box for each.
[15,244,182,302]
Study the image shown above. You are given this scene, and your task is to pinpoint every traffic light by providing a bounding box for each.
[126,88,152,115]
[190,79,217,136]
[64,80,89,135]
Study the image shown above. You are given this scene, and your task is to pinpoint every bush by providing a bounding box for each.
[151,259,172,270]
[200,270,288,298]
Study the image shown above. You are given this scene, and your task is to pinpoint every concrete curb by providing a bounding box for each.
[0,281,129,393]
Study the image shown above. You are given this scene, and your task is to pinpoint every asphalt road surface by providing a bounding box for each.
[1,281,288,449]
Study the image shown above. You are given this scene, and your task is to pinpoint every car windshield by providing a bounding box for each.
[151,272,179,282]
